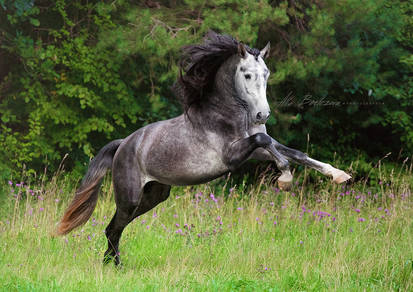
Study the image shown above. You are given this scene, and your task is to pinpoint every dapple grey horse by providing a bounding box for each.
[57,32,350,265]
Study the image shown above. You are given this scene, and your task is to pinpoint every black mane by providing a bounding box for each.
[172,31,260,113]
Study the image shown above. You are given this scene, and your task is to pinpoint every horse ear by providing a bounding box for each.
[260,42,270,59]
[238,42,247,59]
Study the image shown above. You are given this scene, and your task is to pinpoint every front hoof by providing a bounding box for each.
[332,169,351,184]
[278,173,293,191]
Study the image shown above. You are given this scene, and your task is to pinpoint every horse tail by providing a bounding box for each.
[56,139,123,235]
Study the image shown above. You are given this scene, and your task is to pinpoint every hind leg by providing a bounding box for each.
[103,181,171,265]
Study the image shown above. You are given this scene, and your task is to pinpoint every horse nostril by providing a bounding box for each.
[256,112,262,120]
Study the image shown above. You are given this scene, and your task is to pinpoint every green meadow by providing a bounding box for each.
[0,162,412,291]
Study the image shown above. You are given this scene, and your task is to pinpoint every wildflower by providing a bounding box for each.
[8,180,12,186]
[39,207,44,212]
[87,235,91,241]
[210,193,218,203]
[55,199,60,203]
[141,220,146,225]
[299,241,303,245]
[332,217,336,222]
[176,229,183,235]
[269,202,274,206]
[175,223,180,227]
[354,208,361,213]
[153,212,157,218]
[146,225,150,229]
[237,207,243,211]
[173,214,178,218]
[358,218,366,222]
[273,221,277,225]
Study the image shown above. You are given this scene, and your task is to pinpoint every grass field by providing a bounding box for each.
[0,162,412,291]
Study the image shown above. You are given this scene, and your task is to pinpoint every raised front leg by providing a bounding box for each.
[224,133,273,171]
[250,143,293,190]
[248,124,350,185]
[272,140,351,183]
[225,134,293,190]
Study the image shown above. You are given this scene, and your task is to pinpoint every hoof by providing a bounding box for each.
[103,252,121,266]
[278,173,293,191]
[332,169,351,184]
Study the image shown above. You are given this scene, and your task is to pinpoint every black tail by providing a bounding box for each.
[56,139,123,235]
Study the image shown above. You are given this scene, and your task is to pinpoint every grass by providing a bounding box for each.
[0,162,412,291]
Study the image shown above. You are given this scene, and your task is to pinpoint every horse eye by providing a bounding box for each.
[244,74,251,80]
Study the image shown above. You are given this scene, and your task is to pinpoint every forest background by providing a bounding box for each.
[0,0,412,182]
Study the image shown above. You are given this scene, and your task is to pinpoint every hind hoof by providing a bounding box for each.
[332,169,351,184]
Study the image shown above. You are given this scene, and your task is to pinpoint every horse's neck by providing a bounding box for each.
[188,95,249,137]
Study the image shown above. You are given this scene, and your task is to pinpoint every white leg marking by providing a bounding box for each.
[307,158,351,184]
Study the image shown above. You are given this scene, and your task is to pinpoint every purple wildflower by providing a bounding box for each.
[358,217,366,222]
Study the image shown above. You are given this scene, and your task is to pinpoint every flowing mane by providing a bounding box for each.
[173,31,260,112]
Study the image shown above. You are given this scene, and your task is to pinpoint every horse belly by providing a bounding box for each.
[145,148,228,186]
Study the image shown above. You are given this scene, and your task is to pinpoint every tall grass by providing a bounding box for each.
[0,161,412,291]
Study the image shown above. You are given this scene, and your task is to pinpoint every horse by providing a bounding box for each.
[56,31,351,265]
